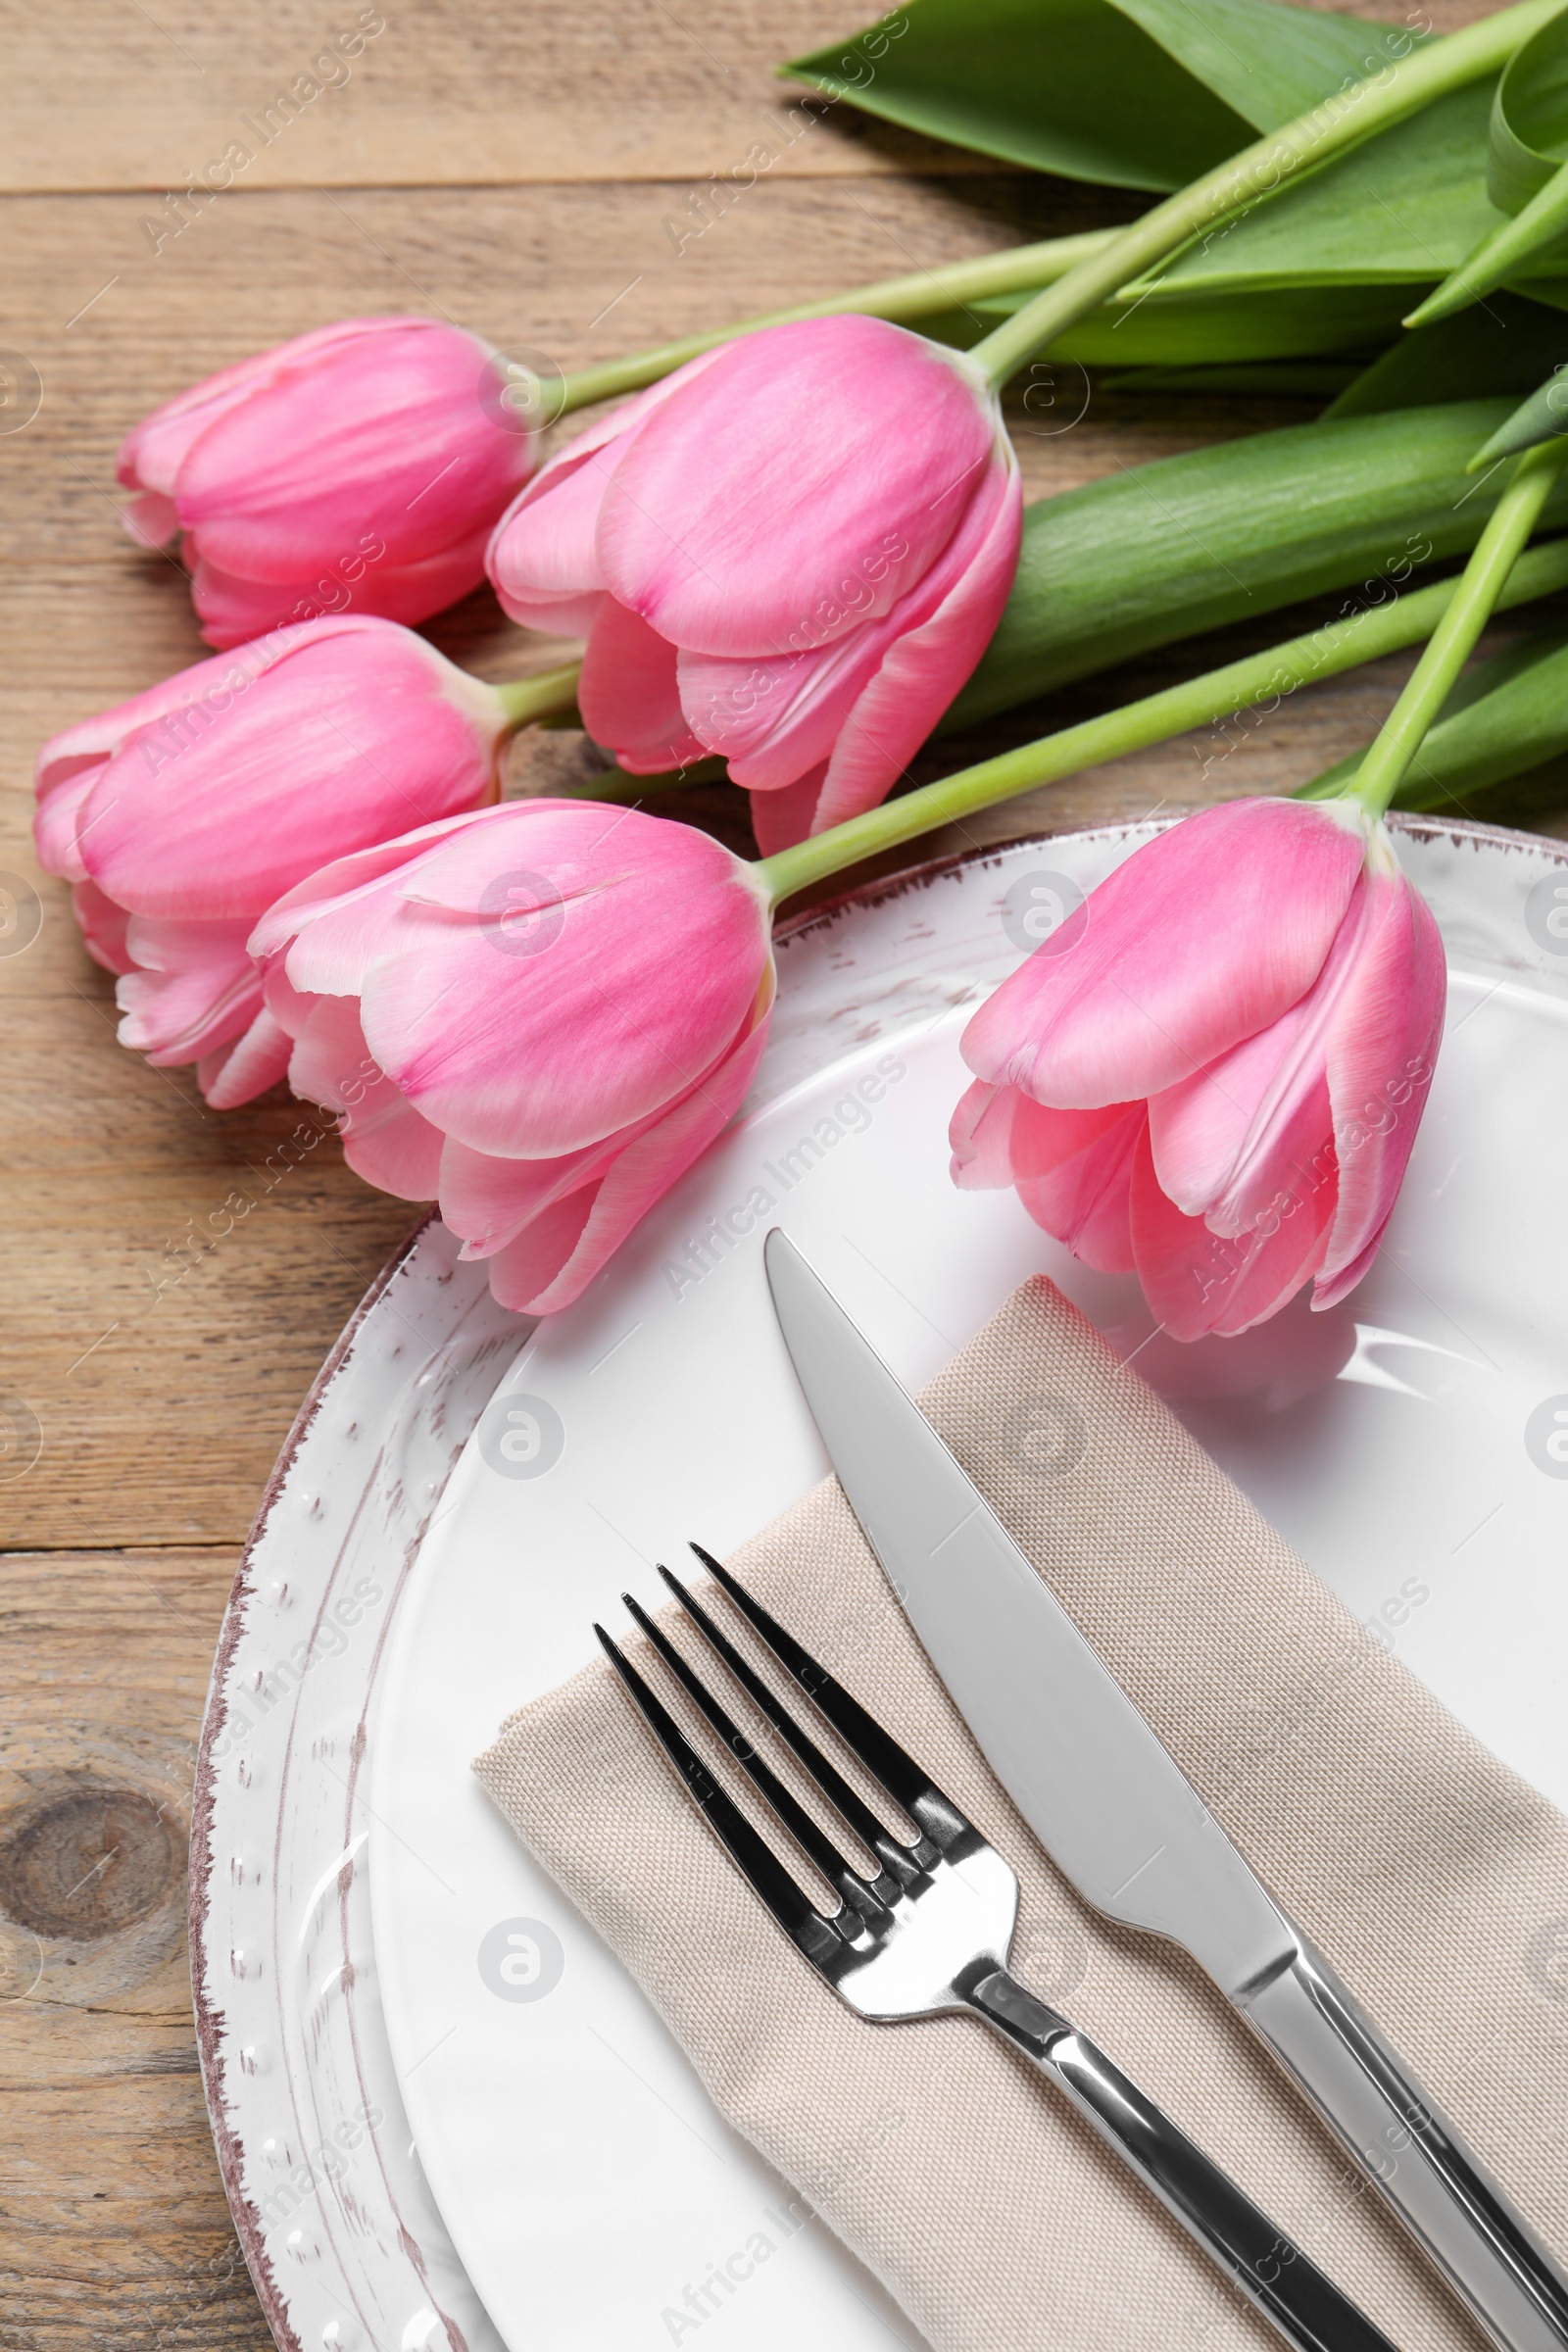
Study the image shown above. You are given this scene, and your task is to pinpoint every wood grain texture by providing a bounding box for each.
[0,0,1008,191]
[0,0,1494,194]
[0,1546,266,2349]
[4,1,1567,2344]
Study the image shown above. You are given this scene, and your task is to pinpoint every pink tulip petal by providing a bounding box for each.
[952,1080,1142,1269]
[122,492,179,549]
[343,1093,446,1198]
[484,348,733,630]
[266,848,491,1000]
[77,623,503,922]
[354,805,771,1157]
[749,770,825,858]
[674,445,1015,813]
[439,1129,626,1254]
[172,324,525,567]
[598,319,996,658]
[37,768,103,883]
[119,319,401,493]
[121,318,535,645]
[1312,1223,1386,1312]
[261,959,316,1040]
[283,996,444,1197]
[808,445,1021,835]
[187,519,501,649]
[1146,888,1371,1237]
[1010,1102,1144,1274]
[35,630,306,804]
[1153,1052,1336,1246]
[678,630,896,793]
[952,1080,1113,1189]
[120,368,271,499]
[485,446,609,633]
[440,1034,756,1253]
[72,879,134,975]
[1318,858,1446,1293]
[248,808,494,974]
[286,992,381,1113]
[961,800,1368,1109]
[948,1079,1008,1186]
[199,1004,294,1107]
[1130,1124,1337,1342]
[117,914,261,1062]
[578,601,708,773]
[484,1188,598,1311]
[185,522,401,594]
[483,1016,770,1313]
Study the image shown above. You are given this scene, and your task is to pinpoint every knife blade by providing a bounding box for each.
[763,1228,1568,2352]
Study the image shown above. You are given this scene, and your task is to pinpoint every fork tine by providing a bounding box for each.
[688,1544,944,1826]
[619,1592,877,1912]
[656,1560,912,1871]
[595,1625,842,1966]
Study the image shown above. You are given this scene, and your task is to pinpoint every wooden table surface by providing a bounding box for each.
[3,2,1562,2344]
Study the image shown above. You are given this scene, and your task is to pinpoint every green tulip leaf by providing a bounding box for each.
[1296,627,1568,808]
[950,398,1568,724]
[922,280,1408,366]
[1469,363,1568,465]
[1150,82,1509,292]
[783,0,1405,191]
[1102,362,1365,395]
[1328,292,1568,416]
[1490,5,1568,212]
[1400,13,1568,322]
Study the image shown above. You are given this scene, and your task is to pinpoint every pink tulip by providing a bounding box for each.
[119,317,537,648]
[249,800,774,1314]
[34,616,511,1108]
[486,317,1021,853]
[952,800,1446,1340]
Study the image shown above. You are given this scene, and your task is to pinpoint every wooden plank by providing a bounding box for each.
[0,0,1004,194]
[0,1544,271,2350]
[0,0,1491,197]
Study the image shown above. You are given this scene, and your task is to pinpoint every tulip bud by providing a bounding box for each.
[249,799,775,1313]
[119,317,537,647]
[486,317,1021,852]
[953,800,1446,1339]
[34,616,510,1107]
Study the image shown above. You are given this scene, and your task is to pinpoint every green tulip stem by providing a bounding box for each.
[754,532,1568,906]
[968,0,1562,392]
[1344,440,1568,817]
[1404,152,1568,327]
[493,663,584,730]
[550,231,1120,416]
[564,756,730,802]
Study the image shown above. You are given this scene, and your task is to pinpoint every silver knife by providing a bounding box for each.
[763,1229,1568,2352]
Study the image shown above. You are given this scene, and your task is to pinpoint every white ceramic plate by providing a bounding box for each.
[368,817,1568,2352]
[192,817,1568,2352]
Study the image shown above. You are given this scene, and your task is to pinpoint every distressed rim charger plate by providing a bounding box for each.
[191,817,1568,2352]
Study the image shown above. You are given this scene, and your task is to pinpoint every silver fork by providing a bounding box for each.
[597,1545,1401,2352]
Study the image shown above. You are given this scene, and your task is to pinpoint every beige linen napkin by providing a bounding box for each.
[475,1280,1568,2352]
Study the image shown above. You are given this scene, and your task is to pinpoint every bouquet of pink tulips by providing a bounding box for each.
[39,0,1568,1335]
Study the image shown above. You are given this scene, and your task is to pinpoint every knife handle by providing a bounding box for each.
[1239,1941,1568,2352]
[967,1968,1397,2352]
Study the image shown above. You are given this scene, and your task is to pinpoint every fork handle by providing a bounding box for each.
[966,1968,1397,2352]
